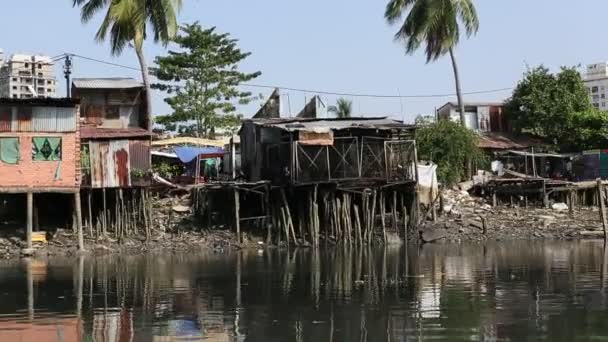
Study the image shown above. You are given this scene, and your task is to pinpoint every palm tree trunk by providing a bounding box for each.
[135,46,153,132]
[449,48,466,127]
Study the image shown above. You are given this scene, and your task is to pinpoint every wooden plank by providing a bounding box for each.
[26,192,33,249]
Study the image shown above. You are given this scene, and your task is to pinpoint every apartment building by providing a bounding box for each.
[0,54,57,99]
[584,62,608,110]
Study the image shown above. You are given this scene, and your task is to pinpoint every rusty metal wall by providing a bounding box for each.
[55,107,77,132]
[111,140,131,187]
[14,106,32,131]
[0,105,78,132]
[0,106,11,132]
[129,140,150,171]
[89,140,132,188]
[32,106,57,132]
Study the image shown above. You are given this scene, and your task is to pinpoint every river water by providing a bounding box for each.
[1,241,608,341]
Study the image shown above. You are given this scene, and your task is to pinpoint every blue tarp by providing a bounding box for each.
[174,146,225,163]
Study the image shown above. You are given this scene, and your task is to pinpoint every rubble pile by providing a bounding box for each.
[420,186,604,243]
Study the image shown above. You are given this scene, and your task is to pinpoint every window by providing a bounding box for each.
[11,95,17,99]
[47,88,52,92]
[0,137,19,164]
[594,103,600,108]
[12,86,16,90]
[105,105,120,119]
[603,102,606,107]
[602,94,605,99]
[593,86,599,93]
[37,73,43,77]
[11,78,17,82]
[37,64,41,69]
[24,63,29,68]
[32,137,61,161]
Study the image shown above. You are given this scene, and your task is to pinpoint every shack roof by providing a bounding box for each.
[80,126,152,139]
[478,132,545,150]
[0,97,79,107]
[245,117,413,133]
[72,77,144,89]
[152,136,228,148]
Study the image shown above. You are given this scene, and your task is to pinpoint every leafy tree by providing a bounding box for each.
[152,23,261,138]
[328,98,353,118]
[73,0,182,125]
[416,120,484,185]
[504,65,608,151]
[385,0,479,126]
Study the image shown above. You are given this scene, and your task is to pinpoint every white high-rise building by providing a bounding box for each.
[584,62,608,110]
[0,53,57,99]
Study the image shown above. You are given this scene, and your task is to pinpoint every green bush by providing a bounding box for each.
[416,120,484,185]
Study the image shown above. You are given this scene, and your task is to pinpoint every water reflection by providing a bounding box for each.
[1,241,608,340]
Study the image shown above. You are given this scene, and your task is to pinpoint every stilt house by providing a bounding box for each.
[72,78,152,188]
[0,98,82,248]
[240,117,417,185]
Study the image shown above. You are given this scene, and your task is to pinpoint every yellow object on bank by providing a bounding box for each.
[32,232,47,243]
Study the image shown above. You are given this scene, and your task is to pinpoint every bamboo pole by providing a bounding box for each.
[26,192,33,250]
[87,190,93,237]
[75,191,84,251]
[235,188,241,243]
[598,179,607,241]
[380,192,387,244]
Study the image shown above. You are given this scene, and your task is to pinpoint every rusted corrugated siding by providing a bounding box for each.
[129,140,150,171]
[55,107,77,132]
[14,106,32,131]
[0,106,12,132]
[89,141,106,188]
[32,106,57,132]
[109,140,131,187]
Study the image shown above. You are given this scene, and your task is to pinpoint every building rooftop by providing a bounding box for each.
[0,97,79,107]
[438,101,505,112]
[72,77,144,89]
[246,116,413,133]
[477,132,544,150]
[80,127,152,139]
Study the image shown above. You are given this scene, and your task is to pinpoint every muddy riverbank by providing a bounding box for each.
[0,190,605,259]
[419,189,605,243]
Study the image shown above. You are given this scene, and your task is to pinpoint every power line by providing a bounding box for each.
[71,53,141,71]
[241,83,512,98]
[62,52,513,98]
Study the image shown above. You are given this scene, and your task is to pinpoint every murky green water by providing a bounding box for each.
[1,241,608,341]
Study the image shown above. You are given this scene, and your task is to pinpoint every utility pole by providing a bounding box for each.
[63,55,72,98]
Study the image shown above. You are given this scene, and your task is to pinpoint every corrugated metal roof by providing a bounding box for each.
[248,117,412,133]
[477,133,544,150]
[80,127,152,139]
[72,78,144,89]
[151,136,228,147]
[0,98,79,107]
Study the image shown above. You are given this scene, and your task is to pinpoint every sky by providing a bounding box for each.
[1,0,607,123]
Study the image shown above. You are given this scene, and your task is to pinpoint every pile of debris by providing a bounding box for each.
[420,185,604,243]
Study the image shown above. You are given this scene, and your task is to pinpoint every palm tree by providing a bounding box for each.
[328,98,353,118]
[72,0,182,128]
[385,0,479,126]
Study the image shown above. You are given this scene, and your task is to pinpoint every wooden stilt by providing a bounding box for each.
[87,190,93,237]
[234,188,241,243]
[102,188,107,236]
[26,192,33,249]
[598,180,607,241]
[380,192,387,244]
[75,191,84,251]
